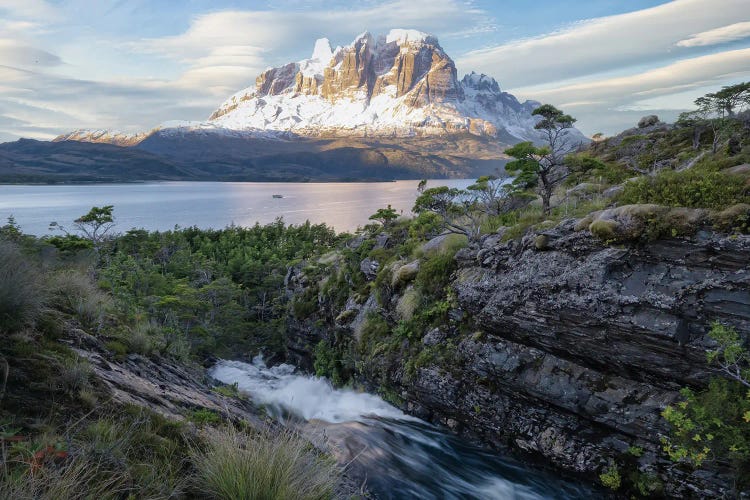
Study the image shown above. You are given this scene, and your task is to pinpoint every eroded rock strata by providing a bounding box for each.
[285,222,750,497]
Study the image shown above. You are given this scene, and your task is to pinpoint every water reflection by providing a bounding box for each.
[0,179,474,235]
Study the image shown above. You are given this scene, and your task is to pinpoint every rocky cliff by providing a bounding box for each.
[284,221,750,497]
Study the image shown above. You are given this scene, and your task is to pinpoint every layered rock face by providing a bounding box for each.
[207,29,554,141]
[285,222,750,497]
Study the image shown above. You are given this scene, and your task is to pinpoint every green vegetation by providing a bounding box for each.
[599,464,621,490]
[505,104,578,215]
[662,323,750,483]
[0,212,344,499]
[619,168,748,209]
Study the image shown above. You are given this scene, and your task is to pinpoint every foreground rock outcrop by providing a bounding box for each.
[286,222,750,497]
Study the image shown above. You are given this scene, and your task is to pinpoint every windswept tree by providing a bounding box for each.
[683,82,750,153]
[413,186,484,242]
[50,205,116,251]
[466,175,513,216]
[708,82,750,118]
[505,104,579,215]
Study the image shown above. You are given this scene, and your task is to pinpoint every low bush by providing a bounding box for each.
[191,425,337,500]
[619,169,748,209]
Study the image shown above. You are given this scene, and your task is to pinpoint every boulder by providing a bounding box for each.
[637,115,660,128]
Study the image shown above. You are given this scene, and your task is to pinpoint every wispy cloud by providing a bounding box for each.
[457,0,750,88]
[676,21,750,47]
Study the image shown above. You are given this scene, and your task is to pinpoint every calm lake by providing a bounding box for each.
[0,179,474,236]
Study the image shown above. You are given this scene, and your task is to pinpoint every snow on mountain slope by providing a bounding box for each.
[55,29,586,147]
[207,29,556,142]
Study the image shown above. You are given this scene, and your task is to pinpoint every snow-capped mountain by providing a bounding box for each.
[46,29,587,181]
[207,29,546,141]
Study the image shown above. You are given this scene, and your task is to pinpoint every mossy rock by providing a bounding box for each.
[391,260,420,288]
[589,219,620,241]
[534,234,550,250]
[712,203,750,233]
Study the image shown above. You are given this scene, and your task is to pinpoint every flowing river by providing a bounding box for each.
[210,357,592,500]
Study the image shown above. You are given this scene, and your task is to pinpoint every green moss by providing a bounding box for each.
[589,219,619,241]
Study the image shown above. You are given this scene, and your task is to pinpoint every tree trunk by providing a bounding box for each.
[541,188,552,216]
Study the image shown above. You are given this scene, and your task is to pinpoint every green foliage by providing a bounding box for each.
[191,425,336,500]
[189,408,221,425]
[213,382,245,399]
[564,153,630,185]
[369,205,399,227]
[415,251,457,299]
[312,339,351,387]
[627,446,644,457]
[599,464,621,490]
[662,323,750,480]
[619,169,748,209]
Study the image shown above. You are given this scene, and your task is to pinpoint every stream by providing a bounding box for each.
[210,357,592,500]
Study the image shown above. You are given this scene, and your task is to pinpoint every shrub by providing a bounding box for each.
[125,320,162,355]
[619,169,748,209]
[662,323,750,486]
[599,464,621,490]
[415,252,457,299]
[191,425,337,500]
[0,241,45,333]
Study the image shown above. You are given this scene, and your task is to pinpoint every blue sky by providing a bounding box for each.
[1,0,749,142]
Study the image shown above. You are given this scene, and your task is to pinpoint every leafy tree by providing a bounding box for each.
[369,205,399,227]
[505,104,579,215]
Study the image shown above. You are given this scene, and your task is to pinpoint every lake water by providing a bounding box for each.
[0,179,474,236]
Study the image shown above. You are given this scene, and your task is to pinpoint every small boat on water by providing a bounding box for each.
[272,194,283,199]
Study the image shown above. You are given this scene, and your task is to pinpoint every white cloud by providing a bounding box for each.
[513,48,750,134]
[457,0,750,88]
[517,48,750,103]
[676,21,750,47]
[136,0,490,94]
[0,40,62,68]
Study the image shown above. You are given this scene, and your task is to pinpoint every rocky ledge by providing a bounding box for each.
[287,221,749,497]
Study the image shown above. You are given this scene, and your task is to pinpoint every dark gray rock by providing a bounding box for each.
[638,115,660,128]
[360,257,380,280]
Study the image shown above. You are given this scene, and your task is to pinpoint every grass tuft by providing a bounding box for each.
[191,425,337,500]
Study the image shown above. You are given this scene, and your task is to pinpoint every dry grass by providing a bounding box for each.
[0,241,45,334]
[47,270,111,331]
[0,455,129,500]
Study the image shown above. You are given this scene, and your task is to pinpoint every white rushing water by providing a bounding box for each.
[210,356,412,423]
[210,357,593,500]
